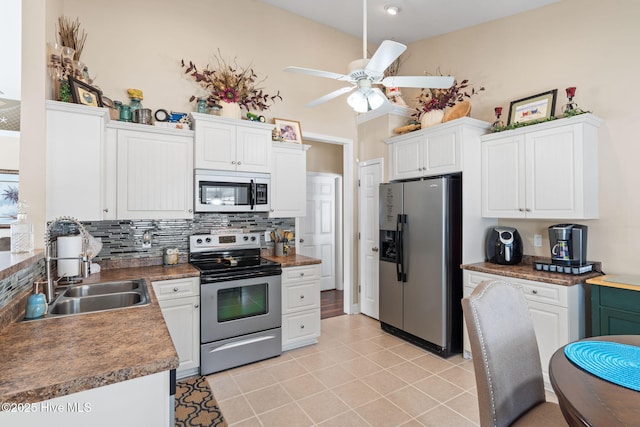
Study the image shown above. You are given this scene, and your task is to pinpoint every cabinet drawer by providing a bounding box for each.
[152,277,199,300]
[282,265,320,283]
[283,309,320,341]
[283,282,319,313]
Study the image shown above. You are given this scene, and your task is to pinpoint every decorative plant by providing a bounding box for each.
[181,50,282,111]
[413,73,484,119]
[57,16,87,61]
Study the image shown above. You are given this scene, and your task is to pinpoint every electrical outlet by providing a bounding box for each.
[142,230,151,249]
[534,234,542,247]
[264,231,271,242]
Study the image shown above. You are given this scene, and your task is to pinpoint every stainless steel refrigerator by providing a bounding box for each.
[379,174,462,357]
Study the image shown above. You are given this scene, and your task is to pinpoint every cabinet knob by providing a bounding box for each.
[372,247,379,252]
[300,272,305,276]
[299,238,305,243]
[300,324,305,329]
[188,209,193,213]
[231,160,237,165]
[103,208,109,213]
[237,161,241,165]
[300,295,305,299]
[532,289,538,295]
[270,208,275,212]
[525,208,531,212]
[173,287,179,292]
[194,304,199,309]
[519,208,525,212]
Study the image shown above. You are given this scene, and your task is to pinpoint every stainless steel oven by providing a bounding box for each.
[190,232,282,375]
[194,169,270,213]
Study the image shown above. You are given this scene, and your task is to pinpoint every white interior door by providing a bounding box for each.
[358,159,382,319]
[298,174,339,291]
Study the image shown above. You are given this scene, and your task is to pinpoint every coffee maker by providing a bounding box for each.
[548,224,588,266]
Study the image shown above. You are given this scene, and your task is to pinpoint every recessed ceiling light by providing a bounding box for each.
[385,5,400,16]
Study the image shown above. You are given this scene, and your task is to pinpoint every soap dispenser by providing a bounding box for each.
[25,282,47,319]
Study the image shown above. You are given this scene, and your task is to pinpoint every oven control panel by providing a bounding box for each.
[190,232,260,252]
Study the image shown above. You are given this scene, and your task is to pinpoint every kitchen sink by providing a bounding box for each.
[49,292,145,315]
[61,280,143,297]
[25,279,150,320]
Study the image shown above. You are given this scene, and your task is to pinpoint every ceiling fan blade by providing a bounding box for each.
[284,66,350,81]
[306,86,356,107]
[365,40,407,75]
[381,75,455,89]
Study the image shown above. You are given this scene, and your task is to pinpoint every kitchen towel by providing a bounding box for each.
[564,341,640,391]
[57,235,82,277]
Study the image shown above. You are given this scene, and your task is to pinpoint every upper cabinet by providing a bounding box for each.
[46,101,109,221]
[386,118,490,181]
[191,113,272,173]
[481,114,602,219]
[106,122,194,220]
[270,143,309,218]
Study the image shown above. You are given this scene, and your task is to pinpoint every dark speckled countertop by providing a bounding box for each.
[0,263,199,404]
[461,256,603,286]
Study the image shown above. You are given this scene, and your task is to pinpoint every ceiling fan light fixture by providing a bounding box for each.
[347,88,386,113]
[385,5,400,15]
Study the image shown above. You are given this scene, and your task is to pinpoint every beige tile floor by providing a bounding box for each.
[207,314,556,427]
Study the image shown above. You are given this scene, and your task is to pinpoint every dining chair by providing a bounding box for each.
[462,280,566,427]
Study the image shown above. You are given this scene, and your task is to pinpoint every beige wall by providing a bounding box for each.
[306,141,343,175]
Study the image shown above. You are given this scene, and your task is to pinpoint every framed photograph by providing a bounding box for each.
[68,76,104,108]
[0,170,19,227]
[508,89,557,125]
[274,118,303,144]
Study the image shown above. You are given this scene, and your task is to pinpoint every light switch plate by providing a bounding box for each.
[534,234,542,247]
[264,231,271,242]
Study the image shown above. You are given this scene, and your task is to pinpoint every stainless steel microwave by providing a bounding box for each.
[194,169,270,213]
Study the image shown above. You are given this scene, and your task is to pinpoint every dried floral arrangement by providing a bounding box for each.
[412,73,484,119]
[181,50,282,111]
[57,16,87,61]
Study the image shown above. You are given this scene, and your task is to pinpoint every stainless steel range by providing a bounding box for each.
[189,232,282,375]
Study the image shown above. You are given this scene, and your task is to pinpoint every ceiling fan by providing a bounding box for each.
[283,0,454,113]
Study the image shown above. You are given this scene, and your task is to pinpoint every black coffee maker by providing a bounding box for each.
[548,224,588,266]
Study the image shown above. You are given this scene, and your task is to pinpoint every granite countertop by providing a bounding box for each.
[0,263,199,404]
[461,257,603,286]
[262,253,322,268]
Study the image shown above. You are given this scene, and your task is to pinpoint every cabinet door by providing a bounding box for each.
[481,135,526,218]
[270,145,307,217]
[424,130,460,175]
[46,102,107,221]
[117,129,193,219]
[194,121,237,170]
[390,136,423,180]
[528,299,568,388]
[236,126,272,173]
[157,296,200,377]
[525,125,590,218]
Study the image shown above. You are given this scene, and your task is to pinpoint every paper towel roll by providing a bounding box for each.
[57,235,82,277]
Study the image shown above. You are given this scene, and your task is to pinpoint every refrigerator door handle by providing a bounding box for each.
[396,214,406,282]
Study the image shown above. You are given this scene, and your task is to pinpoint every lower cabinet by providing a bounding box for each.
[462,270,583,390]
[591,285,640,335]
[281,264,321,351]
[152,277,200,379]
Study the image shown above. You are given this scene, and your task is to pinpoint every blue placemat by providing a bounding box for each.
[565,341,640,391]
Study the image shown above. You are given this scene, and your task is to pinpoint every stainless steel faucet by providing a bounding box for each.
[44,216,90,303]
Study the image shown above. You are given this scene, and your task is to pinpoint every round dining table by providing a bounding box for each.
[549,335,640,426]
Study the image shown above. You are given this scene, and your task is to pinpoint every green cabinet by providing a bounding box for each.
[591,285,640,335]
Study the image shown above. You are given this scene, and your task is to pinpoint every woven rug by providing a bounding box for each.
[175,376,228,427]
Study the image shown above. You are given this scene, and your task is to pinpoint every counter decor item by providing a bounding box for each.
[490,106,504,132]
[562,86,591,117]
[25,281,47,319]
[10,200,34,253]
[163,248,179,266]
[413,74,484,128]
[127,88,144,117]
[181,49,283,119]
[508,89,557,125]
[273,118,302,144]
[69,76,103,107]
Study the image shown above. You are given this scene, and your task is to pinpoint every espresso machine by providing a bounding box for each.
[534,223,593,274]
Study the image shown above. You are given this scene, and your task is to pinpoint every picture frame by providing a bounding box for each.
[273,118,303,144]
[0,170,19,227]
[507,89,557,125]
[68,76,104,108]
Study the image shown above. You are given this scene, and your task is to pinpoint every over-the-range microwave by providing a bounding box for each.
[194,169,270,213]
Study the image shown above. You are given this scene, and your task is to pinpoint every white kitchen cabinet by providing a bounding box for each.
[152,277,200,379]
[107,122,194,220]
[0,371,172,427]
[387,120,462,181]
[281,264,321,351]
[191,112,273,173]
[270,143,309,218]
[46,101,110,221]
[481,114,602,219]
[462,270,584,390]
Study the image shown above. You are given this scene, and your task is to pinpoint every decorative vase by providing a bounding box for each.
[420,109,445,129]
[221,102,242,119]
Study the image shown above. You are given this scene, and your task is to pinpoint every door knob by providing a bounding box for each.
[372,247,379,252]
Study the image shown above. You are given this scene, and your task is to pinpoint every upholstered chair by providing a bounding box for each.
[461,280,566,427]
